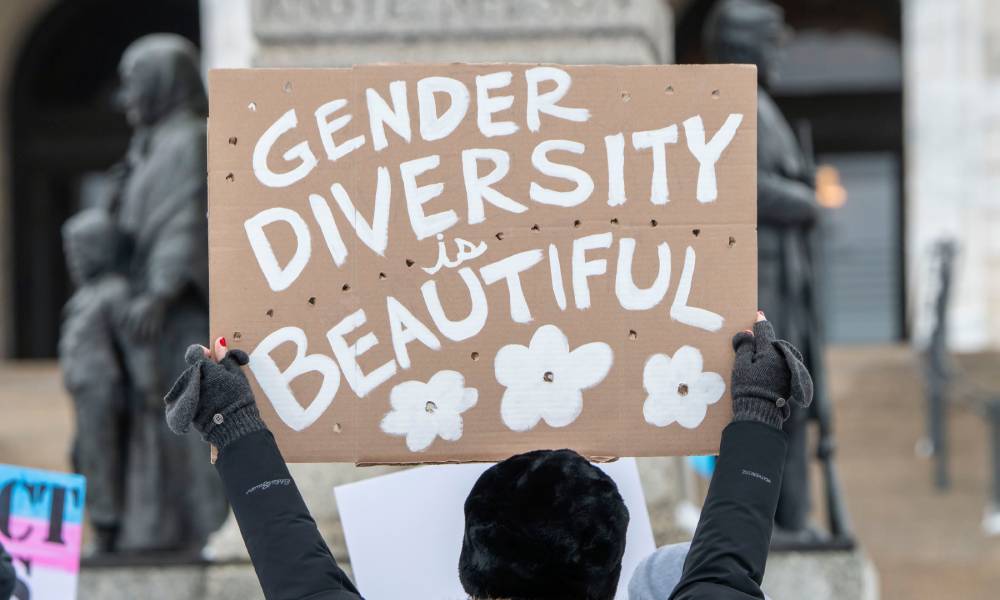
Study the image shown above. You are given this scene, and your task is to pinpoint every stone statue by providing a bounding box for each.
[59,34,227,554]
[704,0,851,546]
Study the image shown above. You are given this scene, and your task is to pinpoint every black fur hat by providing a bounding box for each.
[459,449,629,600]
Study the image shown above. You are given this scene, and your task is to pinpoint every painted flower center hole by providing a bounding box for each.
[333,422,343,433]
[247,101,257,111]
[266,309,274,317]
[308,296,316,305]
[677,383,689,396]
[728,236,736,248]
[628,329,638,340]
[471,351,480,361]
[425,401,438,413]
[543,371,555,383]
[233,331,242,341]
[228,136,238,146]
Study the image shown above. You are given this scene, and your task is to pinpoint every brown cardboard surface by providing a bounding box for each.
[208,64,757,464]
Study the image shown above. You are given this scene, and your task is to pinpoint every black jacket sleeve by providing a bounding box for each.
[0,539,15,600]
[758,172,818,228]
[215,430,363,600]
[669,421,788,600]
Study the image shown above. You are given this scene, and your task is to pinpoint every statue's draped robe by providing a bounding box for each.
[109,40,227,551]
[757,89,827,531]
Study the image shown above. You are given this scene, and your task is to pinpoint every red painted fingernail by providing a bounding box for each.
[220,337,227,347]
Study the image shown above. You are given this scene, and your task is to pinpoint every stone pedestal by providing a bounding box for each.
[763,549,880,600]
[204,0,673,69]
[252,0,672,66]
[204,457,688,564]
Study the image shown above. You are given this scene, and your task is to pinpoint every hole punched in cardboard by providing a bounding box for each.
[228,136,238,146]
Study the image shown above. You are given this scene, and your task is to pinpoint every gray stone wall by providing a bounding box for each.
[204,0,673,68]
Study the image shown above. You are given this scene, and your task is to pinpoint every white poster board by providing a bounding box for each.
[334,459,656,600]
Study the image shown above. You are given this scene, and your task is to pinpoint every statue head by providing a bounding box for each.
[703,0,789,88]
[62,209,120,285]
[117,34,206,127]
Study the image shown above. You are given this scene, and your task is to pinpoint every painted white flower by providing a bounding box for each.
[380,370,478,452]
[643,345,725,429]
[495,324,613,432]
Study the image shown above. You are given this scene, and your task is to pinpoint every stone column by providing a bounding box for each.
[905,0,1000,351]
[199,0,683,585]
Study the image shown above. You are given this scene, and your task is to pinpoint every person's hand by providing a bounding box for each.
[122,293,166,341]
[730,311,813,429]
[164,337,266,450]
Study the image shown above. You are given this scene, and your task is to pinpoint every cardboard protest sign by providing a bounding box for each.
[334,458,656,599]
[208,64,757,463]
[0,464,86,600]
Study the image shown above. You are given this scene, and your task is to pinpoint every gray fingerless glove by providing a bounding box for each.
[730,320,813,429]
[164,345,266,450]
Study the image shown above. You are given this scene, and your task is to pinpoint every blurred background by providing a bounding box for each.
[0,0,998,599]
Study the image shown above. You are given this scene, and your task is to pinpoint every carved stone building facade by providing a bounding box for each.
[202,0,674,69]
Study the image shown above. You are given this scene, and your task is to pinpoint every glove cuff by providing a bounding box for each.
[733,396,785,430]
[203,405,267,450]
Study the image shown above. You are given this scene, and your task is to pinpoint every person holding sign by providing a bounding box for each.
[163,310,809,600]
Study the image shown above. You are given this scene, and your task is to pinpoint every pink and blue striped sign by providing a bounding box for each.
[0,464,86,600]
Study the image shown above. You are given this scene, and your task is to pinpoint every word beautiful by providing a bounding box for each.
[242,67,745,433]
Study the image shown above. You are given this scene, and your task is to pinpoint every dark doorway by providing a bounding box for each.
[675,0,905,343]
[9,0,200,358]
